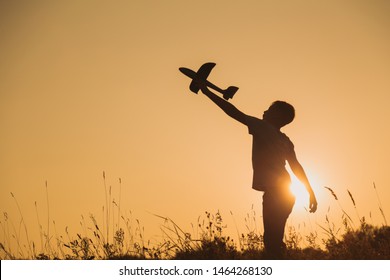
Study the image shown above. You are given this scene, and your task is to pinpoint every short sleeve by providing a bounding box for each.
[282,134,295,155]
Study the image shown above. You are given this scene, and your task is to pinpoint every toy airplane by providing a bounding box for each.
[179,62,238,100]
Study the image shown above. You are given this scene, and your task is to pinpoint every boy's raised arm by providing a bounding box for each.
[200,85,249,125]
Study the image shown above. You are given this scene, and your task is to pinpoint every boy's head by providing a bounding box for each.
[263,101,295,128]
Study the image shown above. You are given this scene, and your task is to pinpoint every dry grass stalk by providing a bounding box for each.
[373,182,388,226]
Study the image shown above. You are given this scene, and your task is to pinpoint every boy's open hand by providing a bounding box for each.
[309,194,318,213]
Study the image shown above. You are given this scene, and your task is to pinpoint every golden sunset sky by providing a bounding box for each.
[1,0,389,246]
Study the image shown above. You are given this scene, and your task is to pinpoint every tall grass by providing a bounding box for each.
[1,176,389,260]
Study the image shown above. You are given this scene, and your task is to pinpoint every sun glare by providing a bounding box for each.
[288,168,321,211]
[290,175,309,209]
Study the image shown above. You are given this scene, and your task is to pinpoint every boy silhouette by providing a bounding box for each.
[197,83,318,258]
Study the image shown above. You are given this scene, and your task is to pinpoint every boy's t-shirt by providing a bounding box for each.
[246,116,294,192]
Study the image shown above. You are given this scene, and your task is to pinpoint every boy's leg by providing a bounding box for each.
[262,190,295,258]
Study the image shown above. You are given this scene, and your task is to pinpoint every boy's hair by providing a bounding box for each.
[270,101,295,127]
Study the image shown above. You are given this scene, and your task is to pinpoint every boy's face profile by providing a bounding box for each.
[262,107,272,120]
[263,106,282,124]
[262,101,295,128]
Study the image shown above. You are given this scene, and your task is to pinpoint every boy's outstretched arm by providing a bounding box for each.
[200,84,249,125]
[287,151,318,213]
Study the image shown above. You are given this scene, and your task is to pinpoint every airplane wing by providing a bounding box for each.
[189,62,216,93]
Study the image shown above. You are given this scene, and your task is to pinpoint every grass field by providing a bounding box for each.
[1,181,389,260]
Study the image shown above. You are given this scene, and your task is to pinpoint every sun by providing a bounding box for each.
[290,175,310,209]
[288,168,321,211]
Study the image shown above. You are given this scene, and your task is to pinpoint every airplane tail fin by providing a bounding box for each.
[189,62,216,93]
[223,86,239,100]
